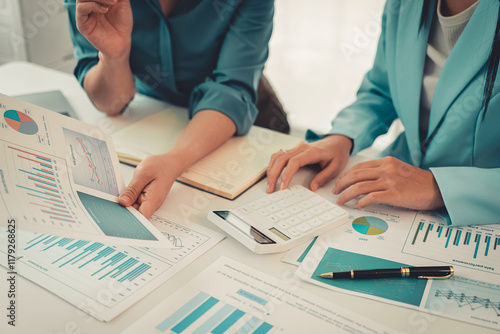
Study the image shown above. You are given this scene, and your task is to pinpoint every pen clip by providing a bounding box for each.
[417,272,454,280]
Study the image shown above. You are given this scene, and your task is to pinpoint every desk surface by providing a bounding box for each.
[0,61,494,334]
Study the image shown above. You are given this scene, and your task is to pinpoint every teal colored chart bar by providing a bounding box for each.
[237,289,268,306]
[171,297,219,333]
[235,317,262,334]
[156,292,209,332]
[485,236,491,256]
[211,309,245,334]
[252,322,273,334]
[297,236,318,263]
[474,235,481,258]
[77,191,157,240]
[192,304,234,334]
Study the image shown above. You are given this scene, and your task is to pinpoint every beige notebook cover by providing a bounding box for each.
[112,108,303,199]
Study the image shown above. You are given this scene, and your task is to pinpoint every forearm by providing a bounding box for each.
[169,109,237,172]
[84,52,135,115]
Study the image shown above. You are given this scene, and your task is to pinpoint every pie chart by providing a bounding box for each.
[352,216,388,235]
[4,110,38,135]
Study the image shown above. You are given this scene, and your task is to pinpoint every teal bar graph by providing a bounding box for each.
[156,292,209,332]
[77,191,157,240]
[155,292,276,334]
[171,297,219,333]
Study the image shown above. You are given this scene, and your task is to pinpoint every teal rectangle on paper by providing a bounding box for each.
[311,248,427,306]
[237,289,268,306]
[77,191,157,240]
[155,292,209,332]
[172,297,219,333]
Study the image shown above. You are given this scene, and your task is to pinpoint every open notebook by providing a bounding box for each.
[112,108,303,199]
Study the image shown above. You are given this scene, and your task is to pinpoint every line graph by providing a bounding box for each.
[434,290,500,317]
[76,137,103,185]
[63,128,118,195]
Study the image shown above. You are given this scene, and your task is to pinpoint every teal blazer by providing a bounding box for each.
[64,0,273,135]
[311,0,500,226]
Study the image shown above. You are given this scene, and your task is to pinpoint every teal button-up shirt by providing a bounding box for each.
[64,0,274,135]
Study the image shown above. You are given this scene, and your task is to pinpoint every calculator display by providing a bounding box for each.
[214,211,276,245]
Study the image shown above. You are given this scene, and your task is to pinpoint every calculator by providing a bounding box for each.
[207,185,349,254]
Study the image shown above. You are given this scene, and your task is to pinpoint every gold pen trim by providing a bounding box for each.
[417,266,454,280]
[401,267,410,278]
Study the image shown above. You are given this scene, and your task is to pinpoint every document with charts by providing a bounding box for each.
[123,256,396,334]
[0,214,224,322]
[0,93,167,246]
[294,201,500,331]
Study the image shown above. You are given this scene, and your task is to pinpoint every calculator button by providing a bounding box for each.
[285,216,301,226]
[299,202,313,210]
[248,202,260,210]
[258,208,269,216]
[256,198,271,206]
[266,204,281,213]
[276,199,292,208]
[309,196,323,204]
[237,207,251,214]
[308,206,324,216]
[267,214,279,223]
[319,212,334,221]
[308,218,323,227]
[287,227,301,236]
[297,211,313,220]
[277,221,289,229]
[297,223,312,232]
[287,206,302,214]
[276,210,291,219]
[320,202,336,210]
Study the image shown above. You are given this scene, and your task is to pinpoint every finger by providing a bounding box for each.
[354,190,390,209]
[336,180,384,206]
[137,179,173,219]
[335,159,383,181]
[309,158,342,191]
[76,2,110,17]
[266,150,290,193]
[279,152,311,190]
[118,171,153,207]
[77,0,117,5]
[333,167,382,195]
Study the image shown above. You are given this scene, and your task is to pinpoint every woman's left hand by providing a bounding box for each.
[334,156,444,210]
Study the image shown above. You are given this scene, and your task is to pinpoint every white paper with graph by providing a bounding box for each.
[0,93,167,246]
[293,202,500,331]
[122,256,396,334]
[0,215,224,322]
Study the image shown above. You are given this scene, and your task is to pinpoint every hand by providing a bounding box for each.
[76,0,133,58]
[334,156,445,210]
[266,135,353,193]
[118,153,185,219]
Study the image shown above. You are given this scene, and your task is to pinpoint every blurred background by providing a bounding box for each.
[0,0,386,138]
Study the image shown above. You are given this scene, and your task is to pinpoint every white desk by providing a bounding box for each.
[0,62,493,334]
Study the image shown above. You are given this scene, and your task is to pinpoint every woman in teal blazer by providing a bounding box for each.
[267,0,500,226]
[64,0,275,218]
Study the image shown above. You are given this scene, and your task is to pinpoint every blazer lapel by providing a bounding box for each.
[427,0,498,140]
[395,0,435,165]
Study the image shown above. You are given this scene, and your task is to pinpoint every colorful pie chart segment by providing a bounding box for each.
[352,216,388,235]
[4,109,38,135]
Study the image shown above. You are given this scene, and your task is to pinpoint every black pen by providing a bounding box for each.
[317,266,454,280]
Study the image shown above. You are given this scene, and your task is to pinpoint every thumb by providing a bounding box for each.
[137,179,173,219]
[118,174,151,207]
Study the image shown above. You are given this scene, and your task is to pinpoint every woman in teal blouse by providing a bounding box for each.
[64,0,274,218]
[267,0,500,226]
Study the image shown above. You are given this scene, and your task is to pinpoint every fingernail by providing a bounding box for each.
[266,183,272,193]
[311,183,317,191]
[280,183,286,190]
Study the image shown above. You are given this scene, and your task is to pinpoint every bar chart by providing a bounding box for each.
[155,291,276,334]
[2,143,83,228]
[402,217,500,274]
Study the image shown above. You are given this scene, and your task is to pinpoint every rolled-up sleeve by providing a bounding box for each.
[188,0,274,136]
[63,0,99,87]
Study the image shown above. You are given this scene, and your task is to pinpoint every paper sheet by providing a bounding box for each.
[0,214,224,322]
[0,93,167,246]
[295,204,500,330]
[122,256,396,334]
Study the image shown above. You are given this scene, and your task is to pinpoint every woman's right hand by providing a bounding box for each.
[266,134,353,193]
[76,0,133,58]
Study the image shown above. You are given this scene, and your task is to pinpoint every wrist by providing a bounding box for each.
[160,150,192,176]
[324,134,353,154]
[98,48,131,69]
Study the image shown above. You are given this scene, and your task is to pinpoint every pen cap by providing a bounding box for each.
[408,266,453,278]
